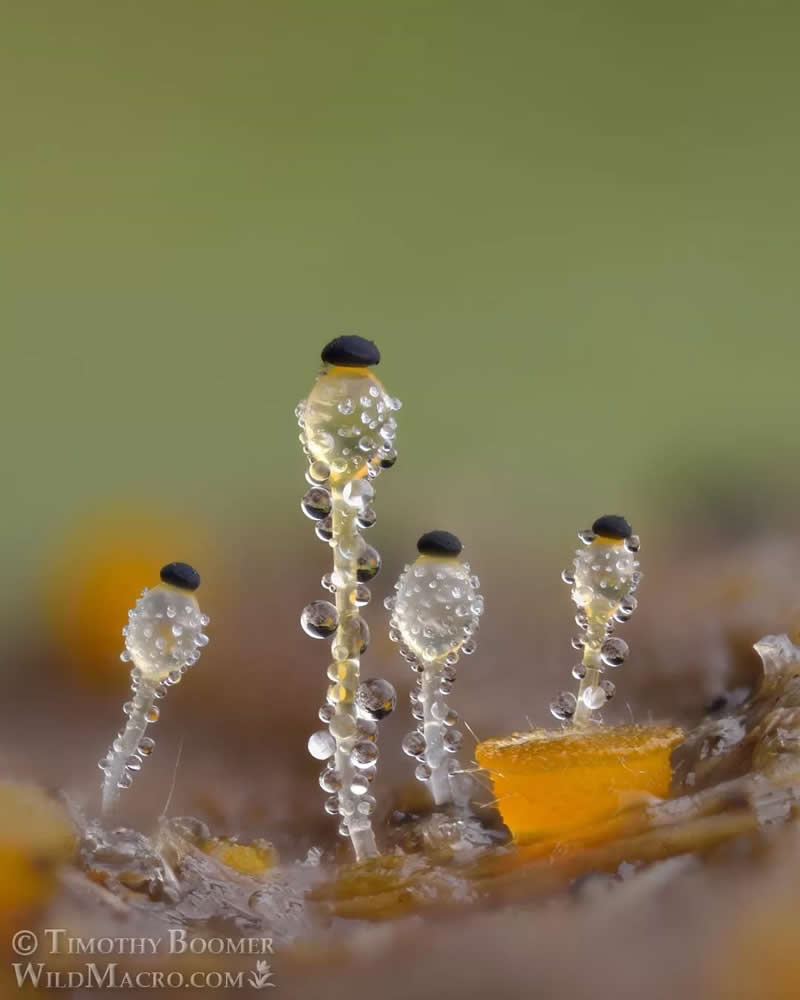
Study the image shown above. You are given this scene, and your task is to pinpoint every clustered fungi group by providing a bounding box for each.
[96,335,643,863]
[551,514,641,727]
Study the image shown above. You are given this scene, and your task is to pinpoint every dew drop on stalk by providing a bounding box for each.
[300,601,339,639]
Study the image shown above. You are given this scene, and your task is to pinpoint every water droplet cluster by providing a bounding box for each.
[551,520,640,726]
[100,582,210,814]
[388,545,483,806]
[296,364,400,486]
[296,345,400,859]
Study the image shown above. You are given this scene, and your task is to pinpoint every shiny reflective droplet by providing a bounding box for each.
[550,691,577,721]
[138,737,155,755]
[308,460,330,483]
[350,772,370,795]
[355,616,370,654]
[356,718,378,741]
[355,544,381,582]
[601,637,629,668]
[351,741,379,769]
[145,706,160,723]
[357,795,376,816]
[625,534,640,553]
[307,729,336,760]
[318,704,335,724]
[357,506,377,529]
[301,486,332,521]
[415,762,432,782]
[354,583,371,607]
[572,663,587,680]
[300,600,339,639]
[561,568,575,585]
[315,515,334,542]
[582,685,608,710]
[600,678,616,700]
[319,767,343,792]
[443,729,463,753]
[461,637,477,655]
[402,731,426,757]
[355,678,396,721]
[579,530,595,545]
[341,480,375,509]
[324,796,339,815]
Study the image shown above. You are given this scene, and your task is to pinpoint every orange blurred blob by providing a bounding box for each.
[476,724,683,843]
[0,782,75,918]
[45,509,207,690]
[200,837,278,875]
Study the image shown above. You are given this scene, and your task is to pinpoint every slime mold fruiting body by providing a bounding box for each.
[296,336,400,860]
[389,531,484,806]
[99,563,209,816]
[552,515,640,727]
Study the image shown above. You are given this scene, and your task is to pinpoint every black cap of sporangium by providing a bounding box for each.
[417,530,463,557]
[591,515,632,540]
[160,562,201,591]
[321,335,380,367]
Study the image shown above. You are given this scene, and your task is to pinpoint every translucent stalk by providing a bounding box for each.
[331,488,377,860]
[102,678,157,817]
[573,622,605,728]
[421,658,451,805]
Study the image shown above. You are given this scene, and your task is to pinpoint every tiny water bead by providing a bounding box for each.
[600,637,629,668]
[308,460,331,483]
[342,480,374,510]
[402,731,426,757]
[355,544,381,582]
[300,601,339,639]
[581,685,608,710]
[315,516,334,542]
[351,741,379,769]
[550,691,577,721]
[443,730,463,753]
[357,507,377,529]
[308,730,337,760]
[355,678,397,721]
[391,532,483,807]
[101,564,210,816]
[551,516,641,726]
[301,486,332,521]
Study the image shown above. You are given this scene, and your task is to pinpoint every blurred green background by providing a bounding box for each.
[4,0,800,609]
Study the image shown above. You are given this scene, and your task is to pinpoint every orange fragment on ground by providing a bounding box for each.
[476,724,684,843]
[200,838,278,876]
